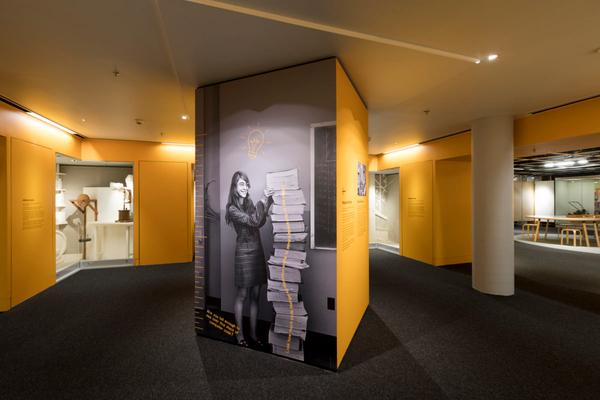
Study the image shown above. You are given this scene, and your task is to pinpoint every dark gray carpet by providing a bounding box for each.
[515,241,600,295]
[1,253,600,399]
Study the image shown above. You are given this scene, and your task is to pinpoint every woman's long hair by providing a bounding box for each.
[225,171,251,225]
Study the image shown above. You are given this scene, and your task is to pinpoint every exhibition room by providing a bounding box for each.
[2,0,600,399]
[513,146,600,297]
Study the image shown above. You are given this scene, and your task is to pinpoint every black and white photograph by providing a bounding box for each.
[195,59,338,369]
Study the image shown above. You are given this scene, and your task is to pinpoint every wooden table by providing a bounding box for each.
[525,215,600,247]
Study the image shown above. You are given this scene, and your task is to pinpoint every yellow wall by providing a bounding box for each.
[335,61,369,367]
[81,139,195,164]
[139,161,192,265]
[378,132,471,170]
[0,136,8,310]
[10,138,55,306]
[82,139,194,266]
[368,154,379,171]
[433,159,472,266]
[401,161,434,264]
[0,102,80,310]
[374,135,472,267]
[0,102,81,159]
[515,96,600,147]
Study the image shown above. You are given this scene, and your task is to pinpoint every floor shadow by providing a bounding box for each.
[444,260,600,316]
[196,335,329,382]
[338,306,401,371]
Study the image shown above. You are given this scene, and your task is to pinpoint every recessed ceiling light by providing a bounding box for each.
[577,159,588,165]
[27,112,77,135]
[556,160,575,167]
[181,114,190,121]
[383,144,420,155]
[474,59,481,64]
[81,118,86,123]
[487,54,499,61]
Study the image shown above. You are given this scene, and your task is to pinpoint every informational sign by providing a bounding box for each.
[22,199,45,230]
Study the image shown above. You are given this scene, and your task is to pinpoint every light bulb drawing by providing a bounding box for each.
[246,128,265,159]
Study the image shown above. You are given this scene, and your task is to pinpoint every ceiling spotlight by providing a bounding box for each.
[557,160,575,167]
[487,54,499,61]
[544,162,555,168]
[181,114,190,121]
[81,118,87,123]
[577,159,589,165]
[474,59,481,64]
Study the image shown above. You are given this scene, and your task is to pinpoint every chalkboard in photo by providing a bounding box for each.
[310,122,336,249]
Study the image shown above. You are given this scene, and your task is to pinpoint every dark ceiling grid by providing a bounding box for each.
[514,147,600,177]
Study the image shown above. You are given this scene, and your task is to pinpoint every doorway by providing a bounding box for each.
[369,168,400,254]
[55,154,134,280]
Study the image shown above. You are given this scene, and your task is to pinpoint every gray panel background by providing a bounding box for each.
[202,59,337,336]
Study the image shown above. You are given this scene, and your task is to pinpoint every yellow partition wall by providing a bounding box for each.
[0,103,80,310]
[10,138,55,306]
[433,159,472,266]
[0,136,8,310]
[336,61,369,367]
[401,160,434,264]
[515,96,600,147]
[139,161,192,265]
[0,102,81,159]
[378,132,471,171]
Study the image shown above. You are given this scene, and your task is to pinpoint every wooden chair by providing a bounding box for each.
[560,228,583,246]
[522,222,538,239]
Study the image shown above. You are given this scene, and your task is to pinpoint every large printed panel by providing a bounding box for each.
[195,59,338,369]
[10,138,55,306]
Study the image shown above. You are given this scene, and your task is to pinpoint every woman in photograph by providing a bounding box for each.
[225,171,273,348]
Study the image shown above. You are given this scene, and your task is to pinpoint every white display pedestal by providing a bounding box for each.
[87,222,134,261]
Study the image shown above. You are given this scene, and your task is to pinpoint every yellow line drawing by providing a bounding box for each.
[280,184,294,353]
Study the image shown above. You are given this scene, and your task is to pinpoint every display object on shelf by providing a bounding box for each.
[266,168,308,362]
[110,182,133,222]
[70,194,99,260]
[55,170,67,225]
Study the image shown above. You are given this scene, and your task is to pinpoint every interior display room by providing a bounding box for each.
[368,170,400,253]
[55,156,135,276]
[0,100,195,312]
[194,58,369,370]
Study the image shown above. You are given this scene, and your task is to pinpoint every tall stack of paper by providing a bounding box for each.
[266,168,308,361]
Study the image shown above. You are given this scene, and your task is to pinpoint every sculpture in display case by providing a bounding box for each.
[70,194,98,259]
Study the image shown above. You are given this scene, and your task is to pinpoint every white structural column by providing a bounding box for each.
[471,116,515,296]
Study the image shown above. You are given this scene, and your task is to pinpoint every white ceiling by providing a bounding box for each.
[1,0,600,153]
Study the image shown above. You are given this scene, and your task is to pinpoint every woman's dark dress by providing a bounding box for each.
[228,198,270,288]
